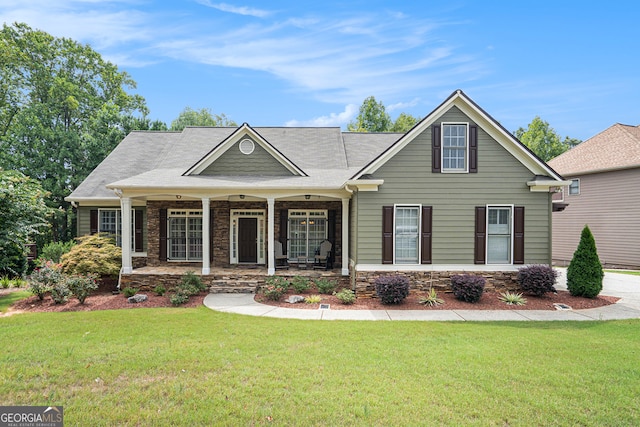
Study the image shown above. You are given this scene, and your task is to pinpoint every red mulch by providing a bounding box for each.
[256,289,619,311]
[2,288,618,315]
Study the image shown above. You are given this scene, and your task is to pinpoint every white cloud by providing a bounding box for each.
[387,98,421,112]
[285,104,358,127]
[195,1,272,18]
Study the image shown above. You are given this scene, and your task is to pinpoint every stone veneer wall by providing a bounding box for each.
[145,200,344,268]
[354,270,520,297]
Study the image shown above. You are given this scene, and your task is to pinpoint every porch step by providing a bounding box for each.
[209,279,259,294]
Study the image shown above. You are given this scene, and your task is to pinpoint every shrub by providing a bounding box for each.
[39,240,76,264]
[450,274,485,303]
[419,287,444,306]
[154,285,167,296]
[517,265,558,296]
[374,275,410,305]
[567,225,604,298]
[28,261,63,300]
[50,281,71,304]
[262,276,288,301]
[305,295,322,304]
[66,274,98,304]
[123,287,137,298]
[315,278,336,294]
[0,242,28,278]
[170,292,190,306]
[59,234,121,277]
[291,276,311,293]
[334,288,356,305]
[180,271,207,294]
[0,276,11,289]
[498,291,527,306]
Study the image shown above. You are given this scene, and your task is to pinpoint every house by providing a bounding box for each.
[66,90,568,295]
[548,123,640,269]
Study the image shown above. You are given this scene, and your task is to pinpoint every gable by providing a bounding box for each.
[184,123,307,177]
[199,136,295,176]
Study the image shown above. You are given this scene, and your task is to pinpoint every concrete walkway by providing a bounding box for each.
[203,270,640,321]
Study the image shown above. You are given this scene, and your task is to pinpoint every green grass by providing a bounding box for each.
[0,290,30,312]
[605,269,640,276]
[1,307,639,426]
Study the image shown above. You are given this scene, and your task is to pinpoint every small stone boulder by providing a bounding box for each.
[286,295,305,304]
[128,294,148,304]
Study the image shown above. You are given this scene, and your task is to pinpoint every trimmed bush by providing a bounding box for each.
[59,234,121,277]
[567,225,604,298]
[315,278,336,294]
[180,271,207,294]
[374,275,410,305]
[66,274,98,304]
[517,264,558,296]
[334,288,356,305]
[291,276,311,293]
[450,274,485,303]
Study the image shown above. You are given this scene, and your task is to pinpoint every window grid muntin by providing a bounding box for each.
[442,123,468,172]
[288,210,327,261]
[569,179,580,195]
[394,205,420,265]
[98,209,137,250]
[168,210,202,261]
[487,206,512,264]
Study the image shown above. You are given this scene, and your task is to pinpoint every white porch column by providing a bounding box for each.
[341,198,350,276]
[201,198,210,275]
[267,197,275,275]
[120,197,133,274]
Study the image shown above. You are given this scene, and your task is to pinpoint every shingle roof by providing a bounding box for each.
[548,123,640,176]
[68,126,398,199]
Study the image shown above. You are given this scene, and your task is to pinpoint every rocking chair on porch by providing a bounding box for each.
[274,240,289,270]
[313,240,333,270]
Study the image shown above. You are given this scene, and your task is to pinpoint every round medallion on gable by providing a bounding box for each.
[239,138,255,155]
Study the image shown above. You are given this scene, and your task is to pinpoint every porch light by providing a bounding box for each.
[176,195,182,199]
[305,195,311,199]
[239,195,245,199]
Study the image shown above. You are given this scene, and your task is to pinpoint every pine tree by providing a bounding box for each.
[566,225,604,298]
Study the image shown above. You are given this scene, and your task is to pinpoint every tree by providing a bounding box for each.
[347,96,392,132]
[566,225,604,298]
[0,169,51,276]
[348,97,420,133]
[514,116,581,162]
[0,23,151,242]
[170,107,236,131]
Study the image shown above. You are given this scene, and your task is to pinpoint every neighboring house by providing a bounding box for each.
[548,123,640,269]
[66,90,567,294]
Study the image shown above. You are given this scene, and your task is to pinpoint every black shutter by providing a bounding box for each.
[421,206,432,264]
[469,125,478,173]
[432,124,441,173]
[513,206,525,264]
[474,207,486,264]
[134,209,143,252]
[328,210,337,264]
[209,208,215,262]
[159,208,167,261]
[90,210,98,234]
[382,206,394,264]
[279,209,288,255]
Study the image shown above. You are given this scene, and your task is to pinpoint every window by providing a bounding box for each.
[168,210,202,261]
[394,206,420,264]
[487,206,512,264]
[98,209,136,250]
[288,210,327,261]
[442,123,468,172]
[569,179,580,195]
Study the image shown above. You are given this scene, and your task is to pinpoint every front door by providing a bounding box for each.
[238,218,258,263]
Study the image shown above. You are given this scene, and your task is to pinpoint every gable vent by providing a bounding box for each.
[239,138,255,155]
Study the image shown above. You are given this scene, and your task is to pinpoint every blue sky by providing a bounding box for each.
[2,0,639,141]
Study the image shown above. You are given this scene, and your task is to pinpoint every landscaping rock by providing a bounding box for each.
[128,294,148,304]
[286,295,305,304]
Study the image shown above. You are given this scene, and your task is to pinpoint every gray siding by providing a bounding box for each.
[201,138,295,176]
[76,206,147,252]
[355,107,551,265]
[552,168,640,268]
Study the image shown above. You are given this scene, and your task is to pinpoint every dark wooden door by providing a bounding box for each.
[238,218,258,263]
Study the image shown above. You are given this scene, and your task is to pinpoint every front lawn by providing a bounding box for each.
[605,269,640,276]
[1,306,639,426]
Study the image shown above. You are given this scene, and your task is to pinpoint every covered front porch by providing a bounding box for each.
[120,265,351,294]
